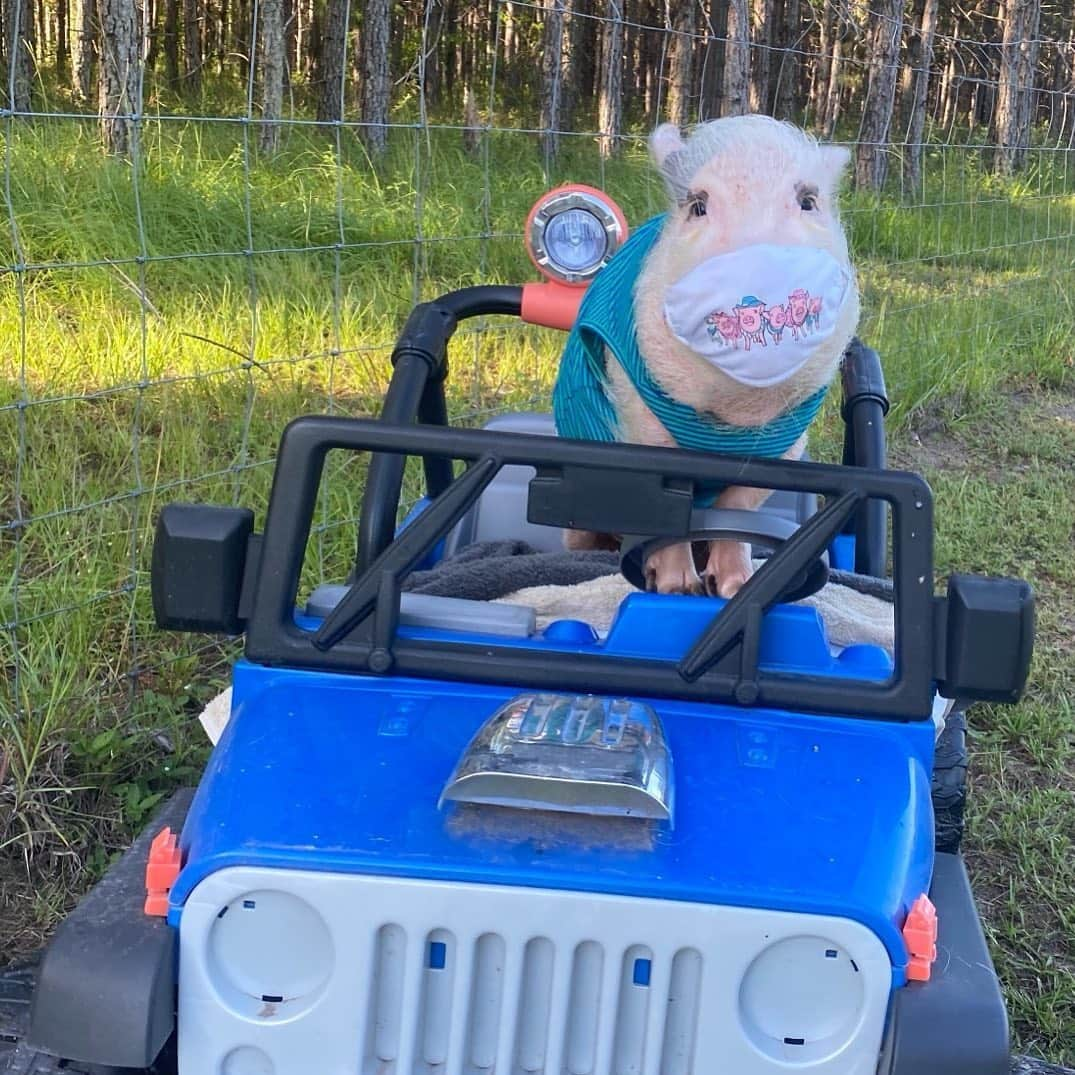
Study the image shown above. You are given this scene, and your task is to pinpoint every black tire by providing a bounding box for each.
[1011,1059,1075,1074]
[933,703,969,855]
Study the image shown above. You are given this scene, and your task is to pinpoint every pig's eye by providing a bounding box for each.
[797,185,819,212]
[685,192,708,219]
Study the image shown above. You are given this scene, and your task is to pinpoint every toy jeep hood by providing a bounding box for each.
[170,655,935,981]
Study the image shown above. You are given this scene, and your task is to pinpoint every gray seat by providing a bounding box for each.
[441,412,818,557]
[306,414,820,636]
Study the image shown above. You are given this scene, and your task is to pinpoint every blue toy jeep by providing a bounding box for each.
[5,193,1036,1075]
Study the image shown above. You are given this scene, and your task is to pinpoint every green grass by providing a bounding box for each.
[890,394,1075,1064]
[0,117,1073,1062]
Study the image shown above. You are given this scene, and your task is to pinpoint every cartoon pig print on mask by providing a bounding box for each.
[787,288,810,339]
[706,310,741,345]
[734,297,768,350]
[807,294,823,331]
[762,302,787,343]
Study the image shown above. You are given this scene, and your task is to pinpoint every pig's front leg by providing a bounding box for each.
[605,361,705,595]
[645,542,706,595]
[702,433,808,598]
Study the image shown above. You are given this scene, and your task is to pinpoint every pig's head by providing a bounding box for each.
[764,303,787,330]
[787,288,810,324]
[708,311,740,341]
[735,297,765,334]
[635,114,860,409]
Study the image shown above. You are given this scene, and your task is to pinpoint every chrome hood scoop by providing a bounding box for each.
[439,693,673,822]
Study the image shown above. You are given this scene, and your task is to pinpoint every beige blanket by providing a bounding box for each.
[199,574,934,746]
[493,571,896,652]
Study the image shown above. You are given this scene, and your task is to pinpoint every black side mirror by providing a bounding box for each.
[151,504,255,634]
[935,574,1035,702]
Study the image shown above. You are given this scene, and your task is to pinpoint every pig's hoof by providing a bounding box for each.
[644,543,705,595]
[702,568,752,598]
[703,541,755,598]
[645,565,705,595]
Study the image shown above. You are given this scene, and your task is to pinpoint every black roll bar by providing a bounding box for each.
[247,416,939,721]
[841,339,891,576]
[354,286,524,576]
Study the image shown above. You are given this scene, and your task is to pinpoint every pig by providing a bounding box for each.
[762,301,788,343]
[564,115,859,599]
[787,287,810,339]
[807,294,824,332]
[706,310,741,346]
[734,296,768,350]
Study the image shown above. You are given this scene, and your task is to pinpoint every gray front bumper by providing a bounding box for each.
[879,852,1009,1075]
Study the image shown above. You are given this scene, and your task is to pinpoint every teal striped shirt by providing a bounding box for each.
[552,215,828,496]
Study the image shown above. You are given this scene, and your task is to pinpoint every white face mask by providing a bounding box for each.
[662,243,853,388]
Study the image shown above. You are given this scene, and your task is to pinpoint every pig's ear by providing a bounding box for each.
[650,124,685,169]
[819,144,853,190]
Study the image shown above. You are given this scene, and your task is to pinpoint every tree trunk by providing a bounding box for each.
[37,0,50,66]
[561,0,583,128]
[1046,38,1065,141]
[279,0,292,86]
[854,0,903,191]
[56,0,69,82]
[722,0,748,116]
[810,0,833,128]
[359,0,390,154]
[162,0,177,82]
[939,26,958,131]
[821,21,844,136]
[901,0,938,191]
[459,0,472,101]
[417,0,438,107]
[98,0,141,155]
[257,0,283,151]
[316,0,347,123]
[4,0,35,111]
[235,0,250,80]
[540,0,565,158]
[897,0,922,131]
[699,0,725,120]
[993,0,1042,174]
[182,0,201,92]
[144,0,158,69]
[773,0,800,119]
[666,0,694,125]
[213,0,226,72]
[73,0,96,100]
[573,0,596,120]
[597,0,623,157]
[300,0,314,78]
[748,0,772,113]
[1060,24,1075,144]
[641,11,660,124]
[462,80,479,153]
[386,0,401,83]
[502,0,515,67]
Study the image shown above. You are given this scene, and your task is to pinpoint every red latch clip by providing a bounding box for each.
[144,827,182,917]
[902,893,938,982]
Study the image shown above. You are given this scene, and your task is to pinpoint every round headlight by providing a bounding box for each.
[525,185,627,285]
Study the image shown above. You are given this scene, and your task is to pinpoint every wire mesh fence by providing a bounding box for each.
[0,0,1072,866]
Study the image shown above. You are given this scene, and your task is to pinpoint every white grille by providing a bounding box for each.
[362,931,698,1075]
[178,867,893,1075]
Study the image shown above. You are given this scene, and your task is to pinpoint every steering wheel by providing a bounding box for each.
[619,508,830,604]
